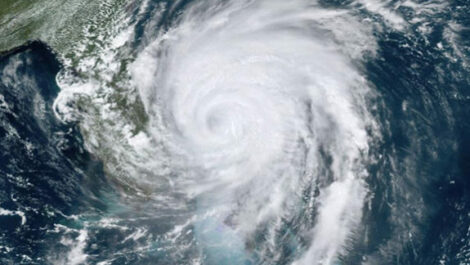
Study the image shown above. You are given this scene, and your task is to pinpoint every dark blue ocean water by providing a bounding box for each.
[1,1,470,264]
[0,42,113,264]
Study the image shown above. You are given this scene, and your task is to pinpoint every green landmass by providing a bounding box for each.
[0,0,126,55]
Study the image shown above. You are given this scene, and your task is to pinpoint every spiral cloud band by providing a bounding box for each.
[131,0,379,264]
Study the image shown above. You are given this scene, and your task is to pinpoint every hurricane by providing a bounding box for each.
[0,0,469,264]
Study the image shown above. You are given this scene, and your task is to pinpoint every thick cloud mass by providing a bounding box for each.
[131,0,379,263]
